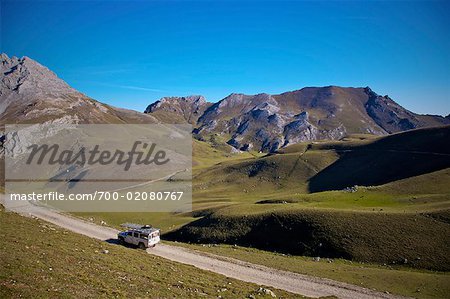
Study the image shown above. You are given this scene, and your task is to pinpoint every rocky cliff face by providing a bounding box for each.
[363,87,439,133]
[0,54,158,125]
[147,86,449,152]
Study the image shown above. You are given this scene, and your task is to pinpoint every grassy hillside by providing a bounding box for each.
[165,205,450,271]
[192,126,450,199]
[4,125,449,292]
[167,125,450,271]
[76,127,450,275]
[309,126,450,192]
[172,243,450,299]
[192,138,255,169]
[0,207,299,298]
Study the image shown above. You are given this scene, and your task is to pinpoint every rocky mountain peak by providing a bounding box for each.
[218,93,247,108]
[1,53,160,125]
[219,92,275,107]
[1,53,20,69]
[144,95,212,124]
[1,53,78,98]
[363,86,376,96]
[363,87,422,133]
[144,95,207,113]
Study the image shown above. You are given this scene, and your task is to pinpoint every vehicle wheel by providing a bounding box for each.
[118,237,124,245]
[151,244,156,248]
[138,242,146,250]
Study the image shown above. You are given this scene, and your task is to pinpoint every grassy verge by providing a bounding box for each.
[168,242,450,299]
[0,207,302,298]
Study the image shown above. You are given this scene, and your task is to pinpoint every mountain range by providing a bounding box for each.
[1,53,448,152]
[145,88,449,152]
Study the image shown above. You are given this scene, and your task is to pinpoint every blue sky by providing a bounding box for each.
[1,0,449,115]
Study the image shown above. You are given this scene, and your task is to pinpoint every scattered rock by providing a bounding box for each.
[257,287,276,297]
[343,185,358,193]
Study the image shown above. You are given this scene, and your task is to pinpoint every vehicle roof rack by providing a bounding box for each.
[121,223,153,230]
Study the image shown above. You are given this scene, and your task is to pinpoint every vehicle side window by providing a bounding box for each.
[140,234,148,239]
[127,231,132,236]
[133,232,139,238]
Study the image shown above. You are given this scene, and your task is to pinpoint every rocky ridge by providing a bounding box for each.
[0,53,158,125]
[1,54,448,153]
[147,86,449,152]
[144,95,211,125]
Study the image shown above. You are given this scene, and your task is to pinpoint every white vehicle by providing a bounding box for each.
[118,223,161,249]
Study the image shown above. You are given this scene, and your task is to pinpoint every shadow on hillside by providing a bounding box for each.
[163,213,351,259]
[162,208,450,271]
[308,126,450,192]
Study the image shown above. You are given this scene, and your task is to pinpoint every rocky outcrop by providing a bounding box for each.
[0,54,158,125]
[364,87,418,133]
[144,95,211,124]
[363,87,448,133]
[283,112,319,146]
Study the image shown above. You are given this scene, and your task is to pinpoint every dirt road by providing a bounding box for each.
[2,197,407,299]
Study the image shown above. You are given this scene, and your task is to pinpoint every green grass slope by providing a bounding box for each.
[170,130,450,271]
[308,126,450,192]
[192,138,254,169]
[0,207,299,298]
[193,146,339,199]
[193,126,450,199]
[165,205,450,271]
[174,243,450,299]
